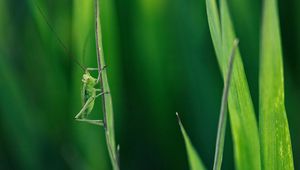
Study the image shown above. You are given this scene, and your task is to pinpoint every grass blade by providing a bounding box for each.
[206,0,261,169]
[95,0,119,169]
[206,0,222,62]
[260,0,294,169]
[213,39,238,170]
[176,113,206,170]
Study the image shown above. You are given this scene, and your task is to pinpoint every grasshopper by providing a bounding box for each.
[35,1,108,126]
[74,67,108,126]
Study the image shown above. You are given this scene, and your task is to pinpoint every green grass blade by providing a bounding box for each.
[220,2,261,169]
[176,113,206,170]
[206,0,261,169]
[95,0,119,169]
[260,0,294,169]
[213,39,238,170]
[206,0,222,62]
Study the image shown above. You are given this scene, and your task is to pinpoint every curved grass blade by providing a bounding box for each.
[176,113,206,170]
[206,0,261,169]
[95,0,119,169]
[213,39,238,170]
[205,0,222,61]
[260,0,294,169]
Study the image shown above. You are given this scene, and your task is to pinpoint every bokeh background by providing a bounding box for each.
[0,0,299,169]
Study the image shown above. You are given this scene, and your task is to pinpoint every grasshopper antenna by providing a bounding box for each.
[34,1,86,72]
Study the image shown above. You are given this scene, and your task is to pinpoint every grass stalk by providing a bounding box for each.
[213,39,238,170]
[94,0,119,169]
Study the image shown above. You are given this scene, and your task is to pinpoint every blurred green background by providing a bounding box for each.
[0,0,299,169]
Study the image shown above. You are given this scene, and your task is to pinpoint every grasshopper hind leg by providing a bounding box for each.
[75,96,104,126]
[76,119,104,126]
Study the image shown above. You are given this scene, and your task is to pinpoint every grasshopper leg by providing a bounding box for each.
[76,119,104,126]
[91,65,107,83]
[86,67,98,71]
[86,65,107,72]
[75,97,103,126]
[75,97,94,119]
[95,91,110,98]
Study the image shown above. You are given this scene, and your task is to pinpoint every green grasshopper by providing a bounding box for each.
[35,2,107,126]
[74,67,108,126]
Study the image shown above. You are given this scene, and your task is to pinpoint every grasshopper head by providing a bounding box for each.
[82,71,97,87]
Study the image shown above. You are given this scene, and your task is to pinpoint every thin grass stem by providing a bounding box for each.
[94,0,119,169]
[213,39,239,170]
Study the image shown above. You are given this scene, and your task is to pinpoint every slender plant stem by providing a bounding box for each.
[213,39,239,170]
[94,0,119,169]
